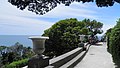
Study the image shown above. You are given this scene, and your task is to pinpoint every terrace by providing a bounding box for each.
[23,36,115,68]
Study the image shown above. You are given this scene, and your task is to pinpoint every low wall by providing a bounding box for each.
[23,43,90,68]
[45,43,90,68]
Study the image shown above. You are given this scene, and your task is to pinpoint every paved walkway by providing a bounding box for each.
[74,42,115,68]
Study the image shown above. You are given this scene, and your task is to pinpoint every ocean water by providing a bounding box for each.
[0,35,102,47]
[0,35,33,47]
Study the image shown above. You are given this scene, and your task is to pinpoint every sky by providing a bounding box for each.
[0,0,120,35]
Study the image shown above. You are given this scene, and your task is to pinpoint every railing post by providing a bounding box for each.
[79,35,85,42]
[28,36,49,68]
[79,35,86,51]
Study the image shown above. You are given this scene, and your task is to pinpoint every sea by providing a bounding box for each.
[0,35,34,47]
[0,35,102,47]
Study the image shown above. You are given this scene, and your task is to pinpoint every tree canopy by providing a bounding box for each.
[8,0,120,15]
[42,18,103,56]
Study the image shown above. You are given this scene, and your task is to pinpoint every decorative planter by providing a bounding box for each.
[29,36,49,56]
[28,36,49,68]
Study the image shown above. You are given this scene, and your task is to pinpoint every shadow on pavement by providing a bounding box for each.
[68,45,91,68]
[91,42,103,46]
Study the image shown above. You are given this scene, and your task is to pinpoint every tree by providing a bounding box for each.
[81,19,103,44]
[8,0,120,15]
[43,18,82,56]
[82,19,103,36]
[0,46,7,56]
[42,18,103,56]
[22,47,34,59]
[0,42,34,66]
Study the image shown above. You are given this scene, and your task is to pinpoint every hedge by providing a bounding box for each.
[106,19,120,67]
[3,58,28,68]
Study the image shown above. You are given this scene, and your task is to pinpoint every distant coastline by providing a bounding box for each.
[0,35,36,47]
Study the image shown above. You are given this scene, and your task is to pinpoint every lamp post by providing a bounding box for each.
[28,36,49,68]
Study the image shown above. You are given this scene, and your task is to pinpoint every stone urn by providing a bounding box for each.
[28,36,49,68]
[29,36,49,56]
[79,35,85,42]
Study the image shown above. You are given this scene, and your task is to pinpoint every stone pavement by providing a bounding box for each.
[74,42,115,68]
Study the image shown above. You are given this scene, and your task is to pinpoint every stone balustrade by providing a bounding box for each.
[23,36,90,68]
[45,43,90,68]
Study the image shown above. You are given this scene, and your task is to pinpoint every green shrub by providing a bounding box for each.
[4,59,28,68]
[106,28,113,52]
[109,28,120,63]
[106,19,120,67]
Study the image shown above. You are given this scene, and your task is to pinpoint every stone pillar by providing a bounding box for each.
[79,35,85,42]
[28,36,49,68]
[79,35,86,51]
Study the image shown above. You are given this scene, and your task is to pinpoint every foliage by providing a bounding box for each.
[43,18,81,56]
[0,42,34,67]
[3,58,28,68]
[82,19,103,36]
[8,0,120,15]
[1,52,16,65]
[43,18,103,57]
[106,18,120,67]
[106,28,113,52]
[0,46,7,51]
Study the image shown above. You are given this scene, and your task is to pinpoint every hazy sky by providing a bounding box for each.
[0,0,120,35]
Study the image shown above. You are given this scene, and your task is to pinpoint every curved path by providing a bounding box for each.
[74,42,115,68]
